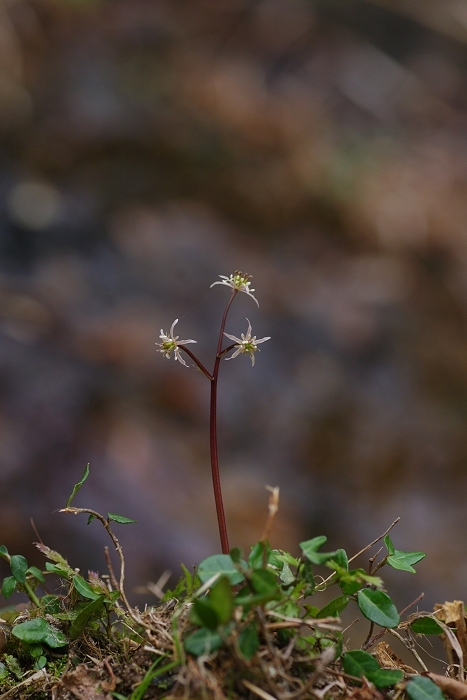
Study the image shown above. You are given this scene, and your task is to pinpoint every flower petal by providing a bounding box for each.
[223,332,242,343]
[246,291,259,307]
[255,336,271,344]
[174,349,189,367]
[170,319,178,333]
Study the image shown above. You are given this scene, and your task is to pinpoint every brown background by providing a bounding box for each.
[0,0,467,613]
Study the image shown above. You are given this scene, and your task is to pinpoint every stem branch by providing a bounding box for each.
[178,346,213,381]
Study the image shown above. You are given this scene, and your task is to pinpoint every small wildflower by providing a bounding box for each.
[224,319,270,366]
[210,271,259,306]
[156,319,196,367]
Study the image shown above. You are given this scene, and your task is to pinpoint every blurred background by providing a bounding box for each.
[1,0,467,613]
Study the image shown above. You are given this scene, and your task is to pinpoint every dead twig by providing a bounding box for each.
[348,518,400,564]
[388,629,429,672]
[320,518,401,588]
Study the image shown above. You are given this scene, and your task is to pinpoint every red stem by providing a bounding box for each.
[210,289,237,553]
[178,346,213,380]
[179,293,237,553]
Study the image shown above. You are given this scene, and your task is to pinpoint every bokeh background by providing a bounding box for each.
[1,0,467,613]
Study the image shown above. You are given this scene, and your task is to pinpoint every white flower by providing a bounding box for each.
[155,319,196,367]
[210,271,259,306]
[223,319,270,366]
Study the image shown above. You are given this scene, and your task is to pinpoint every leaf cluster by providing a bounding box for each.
[0,469,453,700]
[0,542,124,673]
[178,534,428,668]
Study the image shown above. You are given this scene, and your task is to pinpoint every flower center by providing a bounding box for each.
[232,271,251,288]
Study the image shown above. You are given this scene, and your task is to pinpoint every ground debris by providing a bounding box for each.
[61,663,113,700]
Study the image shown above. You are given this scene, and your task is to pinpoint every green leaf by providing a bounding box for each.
[300,537,338,565]
[250,569,279,596]
[42,624,68,649]
[0,546,10,562]
[357,589,400,628]
[280,562,295,585]
[12,618,68,648]
[192,598,219,630]
[342,650,401,687]
[2,576,17,598]
[197,554,245,585]
[34,656,47,670]
[66,463,90,507]
[73,575,100,600]
[234,569,281,607]
[343,649,379,677]
[42,595,62,614]
[333,565,383,595]
[27,567,45,584]
[358,573,383,588]
[370,669,404,688]
[235,589,281,607]
[69,595,105,641]
[384,535,395,556]
[108,513,136,524]
[163,563,199,601]
[36,545,73,573]
[180,563,198,596]
[272,550,300,568]
[384,536,426,573]
[45,562,70,576]
[406,676,445,700]
[0,662,7,680]
[29,644,44,658]
[335,567,366,596]
[192,576,233,629]
[317,595,349,618]
[184,627,223,656]
[304,605,320,618]
[331,549,349,570]
[248,542,270,569]
[10,555,28,584]
[301,559,315,591]
[410,617,443,635]
[238,623,259,659]
[229,547,243,564]
[209,575,233,625]
[387,550,426,574]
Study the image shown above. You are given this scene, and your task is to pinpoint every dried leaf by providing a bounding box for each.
[434,601,466,625]
[373,641,417,674]
[61,664,113,700]
[431,612,465,682]
[434,602,467,680]
[428,673,467,700]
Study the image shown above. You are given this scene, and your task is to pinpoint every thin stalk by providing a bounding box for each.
[23,580,40,607]
[218,343,236,359]
[210,289,237,553]
[178,346,213,380]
